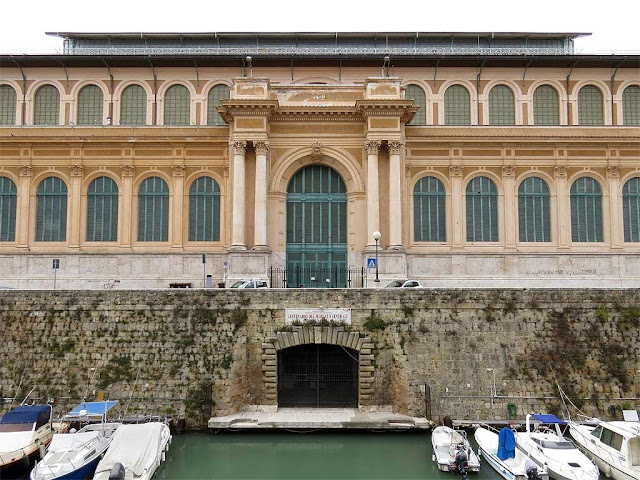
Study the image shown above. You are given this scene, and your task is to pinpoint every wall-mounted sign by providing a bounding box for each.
[285,308,351,325]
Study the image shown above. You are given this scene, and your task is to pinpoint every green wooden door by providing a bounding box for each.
[286,165,347,288]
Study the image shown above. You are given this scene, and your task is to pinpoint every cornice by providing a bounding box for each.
[356,100,418,123]
[217,99,279,123]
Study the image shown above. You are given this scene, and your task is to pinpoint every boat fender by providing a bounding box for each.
[20,454,30,469]
[39,444,46,459]
[604,463,611,478]
[108,463,126,480]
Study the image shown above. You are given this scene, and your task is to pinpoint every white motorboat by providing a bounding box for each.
[475,426,549,480]
[515,414,599,480]
[0,405,53,475]
[431,426,481,477]
[92,422,171,480]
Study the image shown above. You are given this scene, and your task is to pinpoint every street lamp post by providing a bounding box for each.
[373,231,381,283]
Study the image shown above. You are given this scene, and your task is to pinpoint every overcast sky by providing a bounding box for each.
[1,0,639,54]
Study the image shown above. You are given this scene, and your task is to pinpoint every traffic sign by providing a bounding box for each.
[367,258,377,268]
[52,259,60,269]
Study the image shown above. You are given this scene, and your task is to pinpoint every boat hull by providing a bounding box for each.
[30,455,101,480]
[478,445,522,480]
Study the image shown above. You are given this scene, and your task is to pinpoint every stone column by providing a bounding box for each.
[230,141,247,250]
[450,165,464,247]
[387,141,403,250]
[502,166,516,248]
[68,165,83,248]
[17,166,32,248]
[120,165,134,247]
[253,141,270,250]
[555,166,570,248]
[365,140,381,247]
[171,165,185,249]
[607,166,622,248]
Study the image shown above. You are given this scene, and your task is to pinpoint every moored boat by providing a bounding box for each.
[0,404,53,475]
[431,425,481,477]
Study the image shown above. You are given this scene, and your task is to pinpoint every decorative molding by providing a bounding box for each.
[502,166,516,177]
[364,140,381,155]
[606,166,621,178]
[121,165,135,177]
[554,166,568,178]
[172,165,185,177]
[450,165,464,177]
[230,141,248,155]
[19,166,32,177]
[70,165,84,177]
[254,141,270,156]
[310,142,323,160]
[387,141,404,155]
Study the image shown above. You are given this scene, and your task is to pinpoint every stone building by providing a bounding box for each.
[0,32,639,289]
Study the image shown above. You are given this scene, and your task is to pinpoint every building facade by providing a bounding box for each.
[0,32,639,288]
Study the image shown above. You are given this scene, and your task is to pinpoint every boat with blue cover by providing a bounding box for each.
[0,404,53,475]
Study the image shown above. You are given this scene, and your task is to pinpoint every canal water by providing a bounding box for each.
[155,431,504,480]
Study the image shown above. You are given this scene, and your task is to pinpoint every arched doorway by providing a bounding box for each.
[286,164,347,287]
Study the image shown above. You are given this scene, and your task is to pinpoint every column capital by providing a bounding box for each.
[19,166,32,177]
[387,141,404,155]
[230,140,248,155]
[502,166,516,177]
[172,165,185,177]
[253,141,270,155]
[121,165,135,177]
[606,166,621,178]
[554,165,568,178]
[70,165,84,177]
[450,165,464,177]
[365,140,381,155]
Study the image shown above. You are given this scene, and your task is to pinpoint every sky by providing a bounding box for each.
[1,0,639,54]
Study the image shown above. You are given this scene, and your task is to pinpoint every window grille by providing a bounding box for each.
[623,176,640,242]
[33,85,60,125]
[622,85,640,126]
[570,177,603,242]
[120,84,147,125]
[164,85,190,125]
[77,85,103,125]
[207,85,230,125]
[413,176,446,241]
[518,177,551,242]
[188,176,221,241]
[578,85,604,125]
[35,177,67,242]
[0,85,17,125]
[0,176,17,242]
[406,84,426,125]
[533,85,560,125]
[138,176,169,242]
[444,85,471,125]
[86,176,118,242]
[489,85,515,125]
[466,176,498,242]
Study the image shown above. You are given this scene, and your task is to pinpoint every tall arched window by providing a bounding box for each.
[406,84,426,125]
[35,177,67,242]
[578,85,604,125]
[444,85,471,125]
[413,176,446,242]
[189,176,221,241]
[120,85,147,125]
[164,85,190,125]
[138,177,169,242]
[87,176,118,242]
[0,85,17,125]
[622,85,640,126]
[533,85,560,125]
[0,177,17,242]
[207,85,230,125]
[489,85,515,125]
[77,85,103,125]
[570,177,603,242]
[33,85,60,125]
[466,176,499,242]
[623,177,640,242]
[518,177,551,242]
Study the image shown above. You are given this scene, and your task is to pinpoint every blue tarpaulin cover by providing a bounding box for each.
[64,401,119,419]
[532,413,567,425]
[497,427,516,461]
[0,405,51,424]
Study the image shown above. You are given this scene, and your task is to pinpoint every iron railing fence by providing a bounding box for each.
[268,266,365,289]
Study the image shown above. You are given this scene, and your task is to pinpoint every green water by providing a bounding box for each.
[155,432,504,480]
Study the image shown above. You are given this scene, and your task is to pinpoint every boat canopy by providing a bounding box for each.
[531,414,567,425]
[497,427,516,461]
[0,405,51,424]
[63,401,119,420]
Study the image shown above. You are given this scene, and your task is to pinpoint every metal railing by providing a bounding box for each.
[268,266,365,289]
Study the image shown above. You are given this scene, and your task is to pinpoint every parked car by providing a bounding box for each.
[230,279,268,289]
[384,280,424,288]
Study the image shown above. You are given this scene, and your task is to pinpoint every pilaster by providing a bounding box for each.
[171,165,185,250]
[17,165,32,248]
[68,165,83,248]
[607,166,622,249]
[450,165,464,248]
[253,141,270,251]
[502,166,517,249]
[365,140,381,248]
[388,141,404,250]
[120,165,134,248]
[555,166,570,248]
[230,140,248,251]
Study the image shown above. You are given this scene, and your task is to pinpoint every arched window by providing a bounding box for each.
[570,177,603,242]
[578,85,604,125]
[164,85,190,125]
[35,177,67,242]
[33,85,60,125]
[406,84,426,125]
[489,85,515,125]
[138,176,169,242]
[533,85,560,125]
[120,85,147,125]
[622,85,640,126]
[0,177,17,242]
[623,177,640,242]
[0,85,17,125]
[518,177,551,242]
[207,85,230,125]
[413,176,446,242]
[444,85,471,125]
[77,85,103,125]
[189,176,221,241]
[86,176,118,242]
[466,176,498,242]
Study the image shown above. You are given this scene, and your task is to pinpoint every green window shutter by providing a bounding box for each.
[34,85,60,125]
[120,85,147,125]
[188,176,221,241]
[533,85,560,125]
[623,177,640,242]
[0,85,17,125]
[406,85,426,125]
[466,176,498,242]
[489,85,515,125]
[518,177,551,242]
[77,85,103,125]
[86,176,118,242]
[570,177,603,242]
[444,85,471,125]
[622,85,640,126]
[138,176,169,241]
[413,176,446,241]
[207,85,230,125]
[0,176,17,241]
[164,85,190,125]
[578,85,604,125]
[35,177,67,242]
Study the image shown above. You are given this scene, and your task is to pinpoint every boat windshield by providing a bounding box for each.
[533,438,575,449]
[0,422,34,432]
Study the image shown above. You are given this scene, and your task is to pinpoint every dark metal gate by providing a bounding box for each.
[268,266,365,288]
[277,344,359,408]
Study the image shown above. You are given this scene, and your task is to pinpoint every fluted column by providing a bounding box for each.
[555,166,570,248]
[171,165,185,249]
[365,140,381,247]
[68,166,83,248]
[450,165,464,248]
[120,165,134,247]
[607,166,622,248]
[502,166,516,248]
[388,141,403,250]
[17,166,32,248]
[230,141,248,250]
[253,141,270,250]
